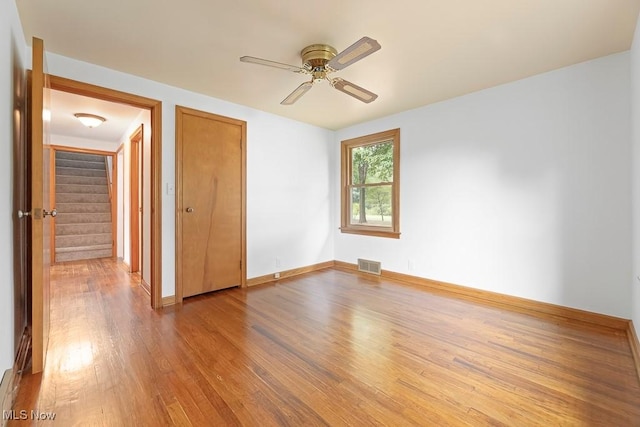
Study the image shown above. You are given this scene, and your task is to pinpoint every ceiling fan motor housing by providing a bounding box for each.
[301,44,337,69]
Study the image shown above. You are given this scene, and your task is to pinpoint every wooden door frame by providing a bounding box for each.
[12,31,29,367]
[116,145,125,261]
[48,75,163,309]
[175,106,247,304]
[48,147,56,264]
[129,126,142,273]
[49,145,117,263]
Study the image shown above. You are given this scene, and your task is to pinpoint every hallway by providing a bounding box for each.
[12,259,165,425]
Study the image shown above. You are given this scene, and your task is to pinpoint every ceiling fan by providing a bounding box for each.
[240,36,381,105]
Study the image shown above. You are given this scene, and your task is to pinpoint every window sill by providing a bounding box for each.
[339,227,401,239]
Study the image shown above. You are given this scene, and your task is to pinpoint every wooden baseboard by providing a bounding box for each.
[246,261,335,287]
[162,296,176,307]
[158,258,640,381]
[1,369,14,427]
[1,328,31,425]
[333,261,629,330]
[140,278,151,296]
[627,320,640,382]
[163,258,630,329]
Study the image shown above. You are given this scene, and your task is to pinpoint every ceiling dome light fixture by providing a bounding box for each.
[74,113,106,128]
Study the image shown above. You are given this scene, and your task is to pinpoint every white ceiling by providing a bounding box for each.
[48,90,144,142]
[18,0,640,130]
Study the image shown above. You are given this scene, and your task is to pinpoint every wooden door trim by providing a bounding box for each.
[175,105,247,304]
[111,150,117,259]
[115,143,124,260]
[129,126,142,273]
[49,75,163,309]
[49,147,56,264]
[50,145,116,156]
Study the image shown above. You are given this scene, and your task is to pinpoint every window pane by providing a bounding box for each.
[351,141,394,185]
[350,185,392,227]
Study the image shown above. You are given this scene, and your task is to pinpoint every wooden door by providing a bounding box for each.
[29,37,52,374]
[129,126,142,273]
[176,106,246,299]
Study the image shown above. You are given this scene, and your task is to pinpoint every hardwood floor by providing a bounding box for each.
[10,258,640,426]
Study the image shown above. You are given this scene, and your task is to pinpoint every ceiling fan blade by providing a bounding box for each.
[331,78,378,103]
[327,37,381,71]
[240,56,305,73]
[281,81,314,105]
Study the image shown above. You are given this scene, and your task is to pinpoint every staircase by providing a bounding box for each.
[55,151,113,262]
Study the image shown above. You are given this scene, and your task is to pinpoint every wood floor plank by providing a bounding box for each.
[10,259,640,426]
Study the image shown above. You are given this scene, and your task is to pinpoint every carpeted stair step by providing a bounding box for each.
[56,151,105,162]
[56,175,108,185]
[56,249,113,262]
[56,166,106,178]
[56,203,111,214]
[56,158,106,170]
[56,243,112,253]
[55,244,112,262]
[56,223,112,236]
[56,233,112,248]
[56,193,110,204]
[55,212,112,224]
[56,184,108,194]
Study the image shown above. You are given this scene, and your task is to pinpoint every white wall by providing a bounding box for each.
[0,0,25,370]
[631,11,640,335]
[42,52,335,297]
[247,115,335,276]
[335,53,632,318]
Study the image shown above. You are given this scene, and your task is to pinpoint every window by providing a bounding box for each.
[341,128,400,238]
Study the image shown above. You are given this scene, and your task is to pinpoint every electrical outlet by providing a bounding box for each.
[166,183,175,195]
[275,257,281,268]
[274,272,280,279]
[408,259,415,272]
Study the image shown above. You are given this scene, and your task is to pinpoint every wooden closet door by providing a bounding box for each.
[176,106,246,299]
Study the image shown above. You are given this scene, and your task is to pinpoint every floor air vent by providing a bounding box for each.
[357,258,381,275]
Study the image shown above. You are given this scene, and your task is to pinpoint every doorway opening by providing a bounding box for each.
[50,146,116,264]
[49,75,162,309]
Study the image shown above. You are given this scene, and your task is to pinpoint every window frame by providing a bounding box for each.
[340,128,400,239]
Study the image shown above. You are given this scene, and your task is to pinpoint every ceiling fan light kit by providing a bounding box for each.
[240,36,381,105]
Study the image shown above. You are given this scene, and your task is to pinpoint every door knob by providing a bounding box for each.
[186,207,194,213]
[17,210,30,219]
[43,209,57,217]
